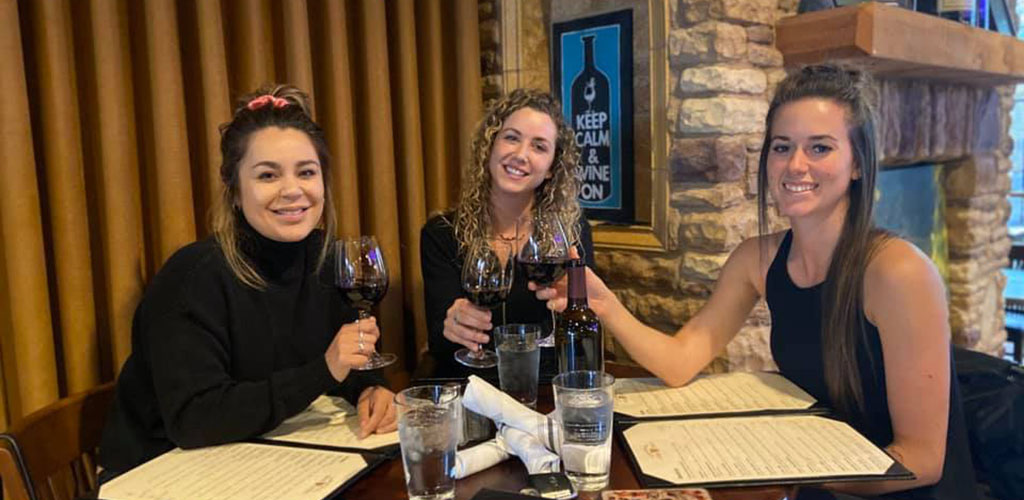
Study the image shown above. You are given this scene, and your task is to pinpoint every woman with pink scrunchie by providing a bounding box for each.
[98,85,395,480]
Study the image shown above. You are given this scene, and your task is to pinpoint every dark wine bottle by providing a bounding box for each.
[556,259,603,373]
[975,0,989,29]
[915,0,938,14]
[570,35,612,204]
[937,0,976,25]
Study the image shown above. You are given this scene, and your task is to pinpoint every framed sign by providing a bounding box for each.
[552,9,635,224]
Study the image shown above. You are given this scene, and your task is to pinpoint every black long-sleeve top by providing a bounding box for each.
[420,212,595,379]
[98,222,383,476]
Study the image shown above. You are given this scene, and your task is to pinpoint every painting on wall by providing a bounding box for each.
[552,9,634,224]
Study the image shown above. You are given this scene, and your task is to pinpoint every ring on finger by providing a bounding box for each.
[358,330,366,353]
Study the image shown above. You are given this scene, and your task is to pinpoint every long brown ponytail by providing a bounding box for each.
[757,64,888,418]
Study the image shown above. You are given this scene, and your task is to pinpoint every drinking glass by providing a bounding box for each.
[553,370,615,492]
[494,324,541,408]
[455,239,514,368]
[516,213,569,347]
[396,385,461,500]
[335,236,397,370]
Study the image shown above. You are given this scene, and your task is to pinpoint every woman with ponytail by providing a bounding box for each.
[534,65,974,499]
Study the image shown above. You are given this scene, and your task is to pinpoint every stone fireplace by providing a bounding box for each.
[479,0,1016,368]
[875,81,1011,358]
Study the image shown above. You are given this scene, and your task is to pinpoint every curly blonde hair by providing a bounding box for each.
[212,84,336,289]
[453,88,582,253]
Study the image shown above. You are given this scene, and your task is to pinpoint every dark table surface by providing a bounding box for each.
[345,362,796,500]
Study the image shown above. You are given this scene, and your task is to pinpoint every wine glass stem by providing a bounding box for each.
[358,308,380,362]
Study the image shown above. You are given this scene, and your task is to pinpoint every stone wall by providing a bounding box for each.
[937,87,1013,355]
[480,0,1012,369]
[869,79,1012,356]
[478,0,552,104]
[652,0,791,371]
[478,0,503,103]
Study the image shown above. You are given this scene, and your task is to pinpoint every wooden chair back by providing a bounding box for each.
[0,382,115,500]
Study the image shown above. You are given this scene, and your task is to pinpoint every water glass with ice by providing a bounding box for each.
[494,323,541,408]
[395,385,461,500]
[552,370,615,492]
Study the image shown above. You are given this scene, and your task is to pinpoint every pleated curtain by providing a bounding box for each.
[0,0,482,428]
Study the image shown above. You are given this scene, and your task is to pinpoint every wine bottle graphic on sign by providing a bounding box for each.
[570,35,612,204]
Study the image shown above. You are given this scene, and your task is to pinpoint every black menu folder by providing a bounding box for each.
[612,374,914,489]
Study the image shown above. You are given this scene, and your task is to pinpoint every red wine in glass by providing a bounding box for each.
[335,236,397,370]
[467,287,509,309]
[340,281,388,310]
[518,258,568,287]
[517,213,570,347]
[456,240,513,369]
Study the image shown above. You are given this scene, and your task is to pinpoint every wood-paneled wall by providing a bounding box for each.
[0,0,481,428]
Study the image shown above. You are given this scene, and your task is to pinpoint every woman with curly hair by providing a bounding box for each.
[420,88,595,378]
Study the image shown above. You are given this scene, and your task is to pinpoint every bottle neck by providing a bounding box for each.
[567,262,587,308]
[583,37,595,68]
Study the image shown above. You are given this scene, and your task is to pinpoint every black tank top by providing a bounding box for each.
[766,231,976,500]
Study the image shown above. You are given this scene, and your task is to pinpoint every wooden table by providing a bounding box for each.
[346,364,795,500]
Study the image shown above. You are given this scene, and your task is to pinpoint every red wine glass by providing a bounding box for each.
[335,236,397,370]
[456,239,514,368]
[516,213,569,347]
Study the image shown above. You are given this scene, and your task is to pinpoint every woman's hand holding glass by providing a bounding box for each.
[444,298,494,352]
[324,317,380,382]
[529,252,617,317]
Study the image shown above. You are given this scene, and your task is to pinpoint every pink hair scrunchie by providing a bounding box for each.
[247,94,289,110]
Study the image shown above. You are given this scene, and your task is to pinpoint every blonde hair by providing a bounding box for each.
[453,88,583,253]
[211,84,336,289]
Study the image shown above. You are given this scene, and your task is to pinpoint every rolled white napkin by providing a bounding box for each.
[462,375,560,450]
[454,439,509,479]
[498,425,561,474]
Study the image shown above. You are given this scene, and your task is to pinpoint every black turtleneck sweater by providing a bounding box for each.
[98,225,384,477]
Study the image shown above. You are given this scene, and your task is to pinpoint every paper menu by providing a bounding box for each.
[262,395,399,450]
[621,415,896,486]
[98,442,367,500]
[613,373,816,418]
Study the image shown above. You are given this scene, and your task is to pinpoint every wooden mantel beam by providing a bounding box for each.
[776,2,1024,86]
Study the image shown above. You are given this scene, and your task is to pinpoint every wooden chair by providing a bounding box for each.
[0,382,115,500]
